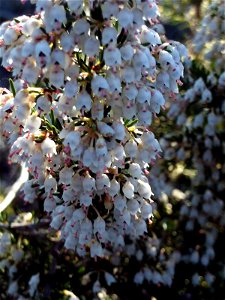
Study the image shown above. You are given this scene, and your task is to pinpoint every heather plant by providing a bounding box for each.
[0,0,187,298]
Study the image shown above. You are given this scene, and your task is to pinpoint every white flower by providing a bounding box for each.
[107,178,120,197]
[104,272,116,286]
[120,44,134,61]
[84,36,100,57]
[63,131,81,151]
[125,140,138,158]
[35,40,51,67]
[48,5,66,32]
[24,115,41,133]
[136,87,151,104]
[104,47,122,67]
[127,199,139,214]
[141,201,153,219]
[82,174,96,192]
[122,181,135,199]
[97,121,115,137]
[129,163,142,178]
[64,80,78,98]
[96,174,110,190]
[134,271,144,284]
[80,192,92,207]
[137,180,153,199]
[67,0,83,15]
[159,50,174,69]
[64,233,78,250]
[118,8,133,29]
[93,216,106,236]
[76,91,92,111]
[114,195,127,212]
[72,19,90,36]
[140,26,161,45]
[102,27,117,46]
[44,176,57,194]
[91,75,109,96]
[28,273,40,297]
[41,138,57,156]
[101,2,119,20]
[3,28,19,45]
[90,241,103,257]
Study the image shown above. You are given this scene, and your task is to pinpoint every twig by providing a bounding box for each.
[0,163,29,213]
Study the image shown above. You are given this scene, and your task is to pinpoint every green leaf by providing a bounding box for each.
[9,79,16,97]
[125,119,138,127]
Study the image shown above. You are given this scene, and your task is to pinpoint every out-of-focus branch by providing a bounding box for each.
[0,163,29,213]
[0,218,51,236]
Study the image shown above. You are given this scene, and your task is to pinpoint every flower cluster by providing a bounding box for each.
[193,0,225,73]
[147,0,225,291]
[0,0,186,257]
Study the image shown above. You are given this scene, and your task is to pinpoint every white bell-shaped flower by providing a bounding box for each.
[120,44,134,61]
[91,75,109,97]
[122,181,134,199]
[82,173,96,192]
[76,91,92,111]
[118,8,133,29]
[104,47,122,67]
[84,36,100,57]
[102,27,117,46]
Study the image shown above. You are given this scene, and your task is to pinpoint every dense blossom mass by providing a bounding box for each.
[0,0,186,257]
[147,0,225,290]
